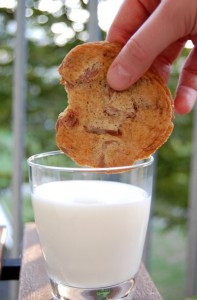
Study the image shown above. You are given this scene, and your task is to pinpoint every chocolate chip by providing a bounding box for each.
[77,63,100,83]
[84,126,122,136]
[64,109,78,127]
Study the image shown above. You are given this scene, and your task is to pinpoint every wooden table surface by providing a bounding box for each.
[18,223,162,300]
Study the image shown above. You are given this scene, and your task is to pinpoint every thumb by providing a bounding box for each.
[107,1,184,90]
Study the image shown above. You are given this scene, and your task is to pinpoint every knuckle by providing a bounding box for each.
[181,68,197,90]
[126,38,149,63]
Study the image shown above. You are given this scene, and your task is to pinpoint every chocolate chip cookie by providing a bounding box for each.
[56,41,174,168]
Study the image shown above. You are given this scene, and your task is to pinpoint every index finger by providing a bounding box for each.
[107,0,160,44]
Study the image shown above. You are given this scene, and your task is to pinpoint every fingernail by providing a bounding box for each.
[107,63,133,91]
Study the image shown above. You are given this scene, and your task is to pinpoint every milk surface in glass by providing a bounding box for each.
[32,180,151,289]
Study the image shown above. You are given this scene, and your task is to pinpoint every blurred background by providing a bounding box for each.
[0,0,196,299]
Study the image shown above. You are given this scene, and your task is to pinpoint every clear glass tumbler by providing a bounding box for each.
[27,150,154,300]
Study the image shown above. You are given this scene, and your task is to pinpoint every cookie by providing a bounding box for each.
[56,41,174,168]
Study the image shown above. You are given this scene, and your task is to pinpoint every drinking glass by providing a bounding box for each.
[27,150,154,300]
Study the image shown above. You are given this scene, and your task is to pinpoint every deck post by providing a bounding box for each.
[87,0,101,42]
[185,105,197,297]
[11,0,26,258]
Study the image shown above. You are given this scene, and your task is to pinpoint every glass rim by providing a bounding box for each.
[27,150,154,173]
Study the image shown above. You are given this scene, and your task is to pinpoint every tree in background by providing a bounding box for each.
[0,0,194,226]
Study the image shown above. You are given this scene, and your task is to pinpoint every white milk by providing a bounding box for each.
[32,180,151,288]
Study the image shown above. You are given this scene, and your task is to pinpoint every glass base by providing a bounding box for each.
[50,278,136,300]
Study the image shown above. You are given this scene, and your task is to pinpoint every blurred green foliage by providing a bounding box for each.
[0,1,194,226]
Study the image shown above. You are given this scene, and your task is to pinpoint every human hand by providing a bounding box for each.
[106,0,197,114]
